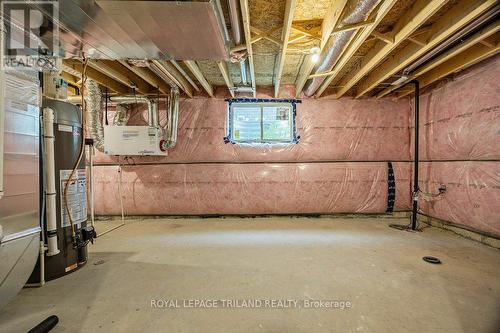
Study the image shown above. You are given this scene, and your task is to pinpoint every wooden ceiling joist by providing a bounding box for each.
[217,61,235,97]
[377,21,500,98]
[88,60,153,95]
[313,0,399,97]
[170,60,200,92]
[239,0,256,97]
[397,33,500,98]
[118,60,170,95]
[63,60,130,94]
[250,26,283,46]
[274,0,297,98]
[151,60,194,98]
[294,0,349,97]
[355,0,498,98]
[183,60,214,97]
[330,19,375,35]
[330,0,448,99]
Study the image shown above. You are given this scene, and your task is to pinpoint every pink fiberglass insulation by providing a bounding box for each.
[91,87,413,216]
[93,88,411,164]
[413,55,500,236]
[93,162,411,216]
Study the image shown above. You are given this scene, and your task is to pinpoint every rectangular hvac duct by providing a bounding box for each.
[40,0,230,60]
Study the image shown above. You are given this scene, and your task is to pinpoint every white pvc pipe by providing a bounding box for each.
[43,107,60,256]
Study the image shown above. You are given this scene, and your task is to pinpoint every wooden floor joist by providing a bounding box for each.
[330,0,448,99]
[294,0,349,97]
[151,60,194,98]
[63,60,130,94]
[377,22,500,98]
[397,33,500,98]
[274,0,296,98]
[87,60,153,95]
[118,60,171,95]
[184,60,214,97]
[239,0,256,97]
[356,0,498,98]
[217,61,234,97]
[313,0,399,97]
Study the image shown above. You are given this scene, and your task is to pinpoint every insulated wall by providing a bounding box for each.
[415,56,500,237]
[92,87,412,216]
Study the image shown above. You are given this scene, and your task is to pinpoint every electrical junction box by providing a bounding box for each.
[103,126,168,156]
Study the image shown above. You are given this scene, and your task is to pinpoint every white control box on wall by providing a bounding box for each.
[103,126,168,156]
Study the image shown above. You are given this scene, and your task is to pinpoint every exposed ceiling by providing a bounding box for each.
[60,0,499,99]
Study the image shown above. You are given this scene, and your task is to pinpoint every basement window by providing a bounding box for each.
[225,99,300,144]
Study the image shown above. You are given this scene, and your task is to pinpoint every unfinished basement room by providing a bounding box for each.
[0,0,499,332]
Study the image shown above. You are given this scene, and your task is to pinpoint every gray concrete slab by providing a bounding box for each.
[0,217,499,332]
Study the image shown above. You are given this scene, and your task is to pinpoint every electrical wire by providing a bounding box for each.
[63,57,89,243]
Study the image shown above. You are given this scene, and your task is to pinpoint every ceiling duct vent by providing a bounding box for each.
[50,0,230,60]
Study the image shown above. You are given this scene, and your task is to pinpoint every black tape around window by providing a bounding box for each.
[224,98,301,144]
[386,162,396,213]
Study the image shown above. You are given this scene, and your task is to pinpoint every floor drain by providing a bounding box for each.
[93,259,106,265]
[423,256,441,264]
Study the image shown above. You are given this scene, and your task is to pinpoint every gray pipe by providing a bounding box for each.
[228,0,242,45]
[304,0,380,97]
[162,87,180,150]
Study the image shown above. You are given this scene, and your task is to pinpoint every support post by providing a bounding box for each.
[410,80,420,230]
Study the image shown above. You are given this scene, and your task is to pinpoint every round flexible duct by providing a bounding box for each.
[304,0,380,97]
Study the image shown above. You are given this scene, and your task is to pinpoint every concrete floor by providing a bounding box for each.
[0,217,499,332]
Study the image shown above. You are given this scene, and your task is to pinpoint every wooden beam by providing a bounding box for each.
[371,30,394,44]
[274,0,296,98]
[87,60,153,95]
[291,24,321,40]
[356,0,498,98]
[377,22,500,98]
[151,60,194,98]
[398,34,500,98]
[407,36,426,46]
[240,0,256,97]
[314,0,399,97]
[183,60,214,97]
[170,60,201,92]
[250,26,283,46]
[63,60,130,94]
[330,19,375,35]
[294,0,349,97]
[287,34,307,44]
[332,0,448,99]
[217,61,235,97]
[118,60,170,95]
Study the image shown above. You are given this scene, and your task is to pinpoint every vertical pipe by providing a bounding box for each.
[42,107,60,256]
[411,80,420,230]
[89,144,94,228]
[240,60,248,85]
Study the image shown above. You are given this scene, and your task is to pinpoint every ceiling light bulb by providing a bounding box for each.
[310,46,320,63]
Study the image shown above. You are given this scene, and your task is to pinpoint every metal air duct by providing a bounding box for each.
[304,0,380,97]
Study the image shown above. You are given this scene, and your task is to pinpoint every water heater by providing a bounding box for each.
[29,98,94,283]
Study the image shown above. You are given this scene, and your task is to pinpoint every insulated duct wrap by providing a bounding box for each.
[163,87,180,149]
[85,80,104,151]
[304,0,380,97]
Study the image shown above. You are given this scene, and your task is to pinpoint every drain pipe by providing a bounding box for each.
[406,80,420,230]
[228,0,242,45]
[42,107,60,256]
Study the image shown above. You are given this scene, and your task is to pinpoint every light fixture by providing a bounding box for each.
[310,47,320,63]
